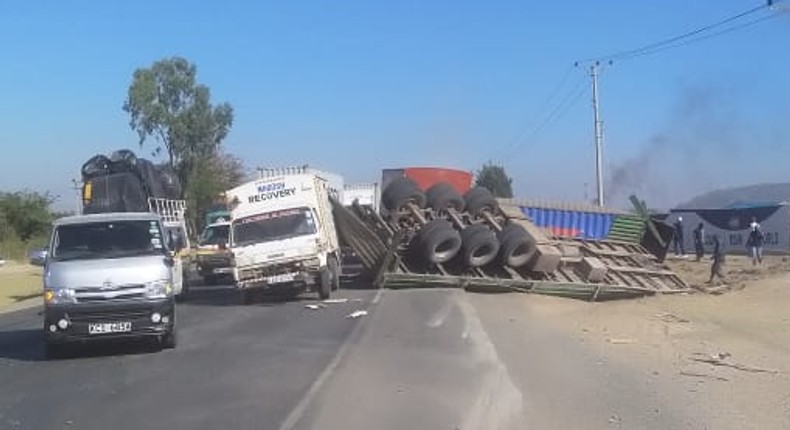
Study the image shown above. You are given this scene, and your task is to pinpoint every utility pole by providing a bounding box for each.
[590,62,605,207]
[71,178,82,215]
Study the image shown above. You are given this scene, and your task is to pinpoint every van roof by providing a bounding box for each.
[53,212,160,226]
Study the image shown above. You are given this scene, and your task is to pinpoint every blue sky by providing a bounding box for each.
[1,1,789,211]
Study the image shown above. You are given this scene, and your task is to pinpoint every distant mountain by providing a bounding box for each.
[676,183,790,209]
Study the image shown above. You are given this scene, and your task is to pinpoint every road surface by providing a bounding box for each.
[1,282,724,430]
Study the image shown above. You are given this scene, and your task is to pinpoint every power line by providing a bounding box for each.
[581,3,770,63]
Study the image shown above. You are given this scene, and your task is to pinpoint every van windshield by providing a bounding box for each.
[51,220,167,262]
[232,207,317,247]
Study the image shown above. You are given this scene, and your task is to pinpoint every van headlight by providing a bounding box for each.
[145,281,172,299]
[44,288,76,305]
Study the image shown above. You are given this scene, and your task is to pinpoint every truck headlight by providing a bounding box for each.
[145,281,172,299]
[44,288,76,305]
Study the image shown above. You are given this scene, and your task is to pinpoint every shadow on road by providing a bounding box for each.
[0,328,160,362]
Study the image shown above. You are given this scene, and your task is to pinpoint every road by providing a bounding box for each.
[0,280,726,430]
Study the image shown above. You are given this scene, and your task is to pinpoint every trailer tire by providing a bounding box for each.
[460,224,500,267]
[328,257,341,291]
[497,223,536,267]
[382,177,426,211]
[414,220,462,264]
[319,268,331,299]
[426,182,465,212]
[464,187,499,216]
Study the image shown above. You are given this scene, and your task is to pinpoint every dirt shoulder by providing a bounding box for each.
[521,255,790,429]
[0,262,43,311]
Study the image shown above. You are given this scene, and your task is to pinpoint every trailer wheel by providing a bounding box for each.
[498,223,536,267]
[414,219,462,264]
[382,177,426,211]
[318,268,332,299]
[328,257,341,291]
[461,224,500,267]
[426,182,465,212]
[464,187,499,216]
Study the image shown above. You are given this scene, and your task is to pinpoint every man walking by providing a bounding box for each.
[693,222,705,262]
[708,235,725,284]
[746,218,764,266]
[673,216,685,257]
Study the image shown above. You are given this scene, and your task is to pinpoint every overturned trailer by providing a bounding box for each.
[332,177,689,301]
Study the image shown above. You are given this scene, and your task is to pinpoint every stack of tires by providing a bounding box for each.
[381,177,536,270]
[81,149,182,214]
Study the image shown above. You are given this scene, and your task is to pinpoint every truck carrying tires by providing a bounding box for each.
[226,170,342,303]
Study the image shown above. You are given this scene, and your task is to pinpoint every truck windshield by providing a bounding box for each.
[200,224,230,246]
[232,207,317,247]
[51,220,167,262]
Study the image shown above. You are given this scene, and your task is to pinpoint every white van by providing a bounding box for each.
[226,173,341,303]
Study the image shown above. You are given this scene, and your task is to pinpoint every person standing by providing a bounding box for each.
[708,235,725,283]
[673,216,685,257]
[746,218,764,266]
[693,222,705,262]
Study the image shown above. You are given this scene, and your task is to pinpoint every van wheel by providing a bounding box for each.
[319,268,331,299]
[161,329,177,349]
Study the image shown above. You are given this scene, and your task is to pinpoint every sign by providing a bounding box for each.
[248,181,297,204]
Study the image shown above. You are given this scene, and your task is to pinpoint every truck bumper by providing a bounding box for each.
[44,298,175,344]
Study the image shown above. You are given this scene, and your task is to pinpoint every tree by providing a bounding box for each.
[475,162,514,198]
[0,192,55,241]
[123,57,234,171]
[185,151,248,232]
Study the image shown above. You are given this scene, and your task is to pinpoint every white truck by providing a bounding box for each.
[226,172,342,303]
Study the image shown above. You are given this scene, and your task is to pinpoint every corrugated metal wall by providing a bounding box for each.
[522,207,617,240]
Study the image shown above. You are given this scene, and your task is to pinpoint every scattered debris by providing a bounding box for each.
[689,352,780,374]
[305,304,326,310]
[680,371,729,382]
[656,312,689,323]
[607,338,636,345]
[346,310,368,319]
[323,298,349,304]
[608,413,622,424]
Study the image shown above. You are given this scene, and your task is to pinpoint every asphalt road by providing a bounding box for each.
[1,281,717,430]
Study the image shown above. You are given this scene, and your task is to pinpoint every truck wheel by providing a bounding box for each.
[413,219,462,264]
[160,328,177,349]
[464,187,499,217]
[319,268,331,300]
[328,257,341,291]
[426,182,465,212]
[382,177,426,211]
[203,275,217,286]
[498,223,536,268]
[461,224,500,267]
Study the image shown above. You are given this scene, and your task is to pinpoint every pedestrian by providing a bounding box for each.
[673,216,685,257]
[693,222,705,262]
[746,217,764,266]
[708,235,725,283]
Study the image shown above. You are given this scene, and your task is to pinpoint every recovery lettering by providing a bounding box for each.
[248,188,296,203]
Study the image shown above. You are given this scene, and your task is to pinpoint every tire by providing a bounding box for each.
[328,256,341,291]
[203,275,217,286]
[45,342,67,360]
[497,223,536,268]
[426,182,465,212]
[318,268,331,299]
[241,289,254,305]
[160,328,177,349]
[382,177,426,211]
[460,224,500,267]
[412,219,462,264]
[464,187,499,216]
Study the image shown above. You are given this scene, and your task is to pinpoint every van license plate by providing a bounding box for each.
[266,273,296,284]
[88,322,132,335]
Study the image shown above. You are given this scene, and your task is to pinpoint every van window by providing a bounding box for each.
[232,207,316,247]
[51,220,167,262]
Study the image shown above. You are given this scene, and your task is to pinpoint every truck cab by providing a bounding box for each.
[195,220,233,285]
[43,212,180,358]
[227,173,341,303]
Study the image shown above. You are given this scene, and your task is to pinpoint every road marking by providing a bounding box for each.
[277,290,380,430]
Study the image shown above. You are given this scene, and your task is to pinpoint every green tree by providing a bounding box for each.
[0,192,55,241]
[475,162,514,198]
[123,56,234,172]
[185,152,248,232]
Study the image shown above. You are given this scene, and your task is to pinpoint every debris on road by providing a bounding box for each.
[606,338,636,345]
[323,298,349,304]
[346,310,368,319]
[680,371,729,382]
[305,304,326,310]
[689,352,780,374]
[655,312,689,323]
[608,413,622,424]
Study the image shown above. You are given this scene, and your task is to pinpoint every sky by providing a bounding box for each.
[1,1,789,212]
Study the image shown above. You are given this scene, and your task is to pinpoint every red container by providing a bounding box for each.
[381,167,473,194]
